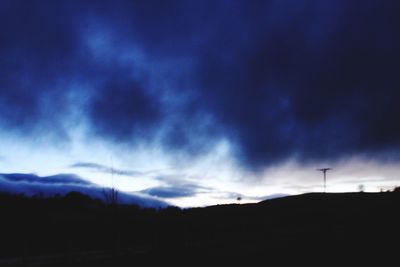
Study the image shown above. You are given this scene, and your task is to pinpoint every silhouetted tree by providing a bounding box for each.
[102,187,119,206]
[358,184,365,192]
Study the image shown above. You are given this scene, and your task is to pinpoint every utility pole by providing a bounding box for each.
[317,168,331,193]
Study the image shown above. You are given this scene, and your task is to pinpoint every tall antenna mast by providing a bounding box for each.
[111,156,114,190]
[316,168,331,193]
[110,156,117,205]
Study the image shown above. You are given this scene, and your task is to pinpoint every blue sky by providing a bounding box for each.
[1,0,400,207]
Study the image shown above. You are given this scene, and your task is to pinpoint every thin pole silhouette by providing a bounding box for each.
[317,168,331,193]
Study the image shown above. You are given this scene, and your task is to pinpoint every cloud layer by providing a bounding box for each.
[70,162,146,177]
[1,1,399,172]
[0,173,167,207]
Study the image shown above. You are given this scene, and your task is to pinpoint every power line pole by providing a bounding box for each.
[317,168,332,193]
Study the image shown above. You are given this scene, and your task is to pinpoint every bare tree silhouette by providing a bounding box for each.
[102,157,119,206]
[102,187,119,206]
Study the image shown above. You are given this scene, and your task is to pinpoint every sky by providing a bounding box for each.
[1,0,400,207]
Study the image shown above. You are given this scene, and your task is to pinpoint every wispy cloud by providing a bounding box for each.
[140,173,288,203]
[140,183,212,199]
[134,171,217,200]
[69,162,148,177]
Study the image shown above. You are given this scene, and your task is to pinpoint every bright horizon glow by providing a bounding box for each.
[1,131,399,208]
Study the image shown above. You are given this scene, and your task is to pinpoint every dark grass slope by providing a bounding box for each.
[0,191,399,266]
[180,192,400,263]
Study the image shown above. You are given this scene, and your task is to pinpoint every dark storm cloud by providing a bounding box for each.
[88,79,162,143]
[1,1,400,170]
[191,0,400,168]
[0,173,167,207]
[0,0,84,137]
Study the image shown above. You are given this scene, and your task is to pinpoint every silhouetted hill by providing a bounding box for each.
[0,191,399,266]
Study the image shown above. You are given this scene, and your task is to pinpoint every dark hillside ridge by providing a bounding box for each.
[0,191,399,266]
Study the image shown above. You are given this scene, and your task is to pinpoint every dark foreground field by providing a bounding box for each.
[1,191,399,266]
